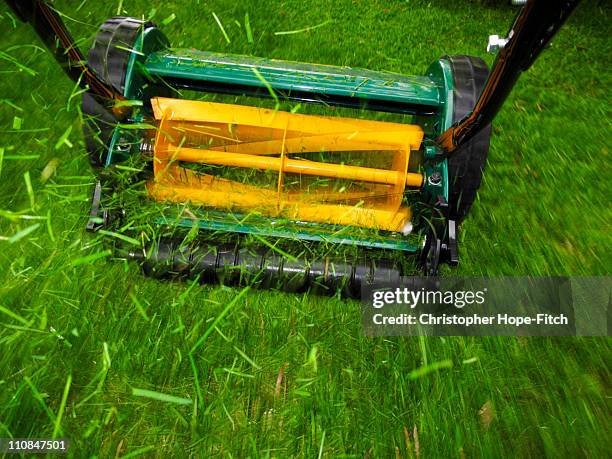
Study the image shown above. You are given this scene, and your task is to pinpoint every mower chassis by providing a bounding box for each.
[3,0,580,294]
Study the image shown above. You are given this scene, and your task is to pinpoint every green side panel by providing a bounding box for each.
[419,58,453,204]
[427,59,455,134]
[144,49,442,109]
[155,212,420,252]
[123,27,170,100]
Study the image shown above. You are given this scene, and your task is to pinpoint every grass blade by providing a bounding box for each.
[8,223,40,243]
[52,374,72,439]
[161,13,176,26]
[54,125,73,150]
[251,68,279,109]
[318,430,326,459]
[12,116,22,130]
[71,250,112,266]
[24,377,56,422]
[46,209,55,242]
[120,445,156,459]
[190,286,250,353]
[188,353,204,409]
[212,12,231,44]
[0,304,29,325]
[244,13,253,44]
[129,292,150,321]
[233,346,261,370]
[223,368,255,379]
[97,229,140,246]
[408,359,453,379]
[132,388,192,406]
[0,99,23,111]
[274,19,332,36]
[23,171,35,208]
[252,234,297,261]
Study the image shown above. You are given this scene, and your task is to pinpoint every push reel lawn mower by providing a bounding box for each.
[4,0,579,296]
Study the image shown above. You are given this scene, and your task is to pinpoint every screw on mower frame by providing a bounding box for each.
[4,0,580,297]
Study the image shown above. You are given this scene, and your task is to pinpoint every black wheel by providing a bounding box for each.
[445,55,491,223]
[82,17,168,168]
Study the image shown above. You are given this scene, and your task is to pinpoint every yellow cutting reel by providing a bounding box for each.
[147,97,424,233]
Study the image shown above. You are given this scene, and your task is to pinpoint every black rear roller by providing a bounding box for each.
[445,55,491,223]
[126,239,403,298]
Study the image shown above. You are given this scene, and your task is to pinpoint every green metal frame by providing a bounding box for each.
[107,35,454,254]
[144,49,442,113]
[156,213,420,252]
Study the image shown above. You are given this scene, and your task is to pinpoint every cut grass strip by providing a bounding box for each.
[52,374,72,439]
[71,250,112,266]
[97,229,140,246]
[4,11,17,28]
[274,19,332,36]
[54,125,73,150]
[190,286,250,354]
[113,99,143,109]
[115,45,145,57]
[120,445,157,459]
[132,388,192,406]
[3,154,39,160]
[188,353,204,408]
[117,123,156,130]
[162,13,176,26]
[23,171,34,208]
[8,223,40,243]
[0,304,29,325]
[244,13,254,44]
[251,68,280,109]
[252,234,297,261]
[24,376,56,422]
[233,346,261,370]
[3,324,46,334]
[46,209,55,242]
[0,128,49,133]
[0,210,47,221]
[408,359,453,379]
[129,292,150,321]
[318,430,326,459]
[0,98,23,111]
[212,12,230,44]
[114,165,146,172]
[223,368,255,379]
[40,159,59,184]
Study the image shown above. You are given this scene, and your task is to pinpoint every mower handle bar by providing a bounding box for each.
[3,0,125,109]
[436,0,580,155]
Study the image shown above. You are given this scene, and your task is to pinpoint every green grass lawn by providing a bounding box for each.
[0,0,610,457]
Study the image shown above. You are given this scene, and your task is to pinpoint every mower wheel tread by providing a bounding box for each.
[82,17,157,168]
[445,55,491,223]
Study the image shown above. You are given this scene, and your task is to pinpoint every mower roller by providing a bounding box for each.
[4,0,579,296]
